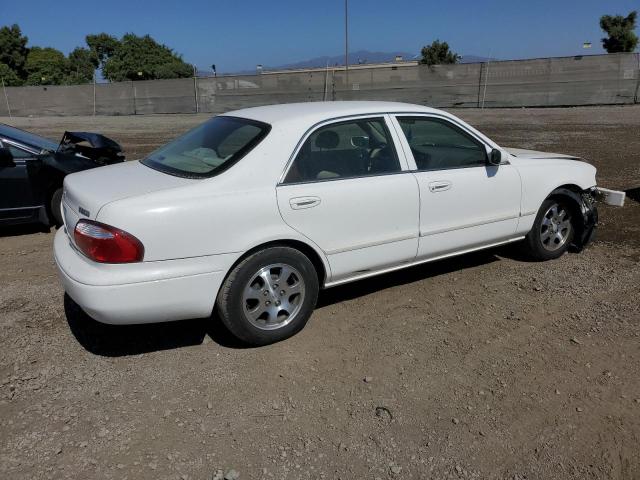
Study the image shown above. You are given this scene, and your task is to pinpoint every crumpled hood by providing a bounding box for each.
[506,148,581,161]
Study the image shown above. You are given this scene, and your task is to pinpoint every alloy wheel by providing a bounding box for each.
[242,263,306,330]
[540,202,572,251]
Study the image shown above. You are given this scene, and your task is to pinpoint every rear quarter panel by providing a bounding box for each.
[86,120,332,280]
[95,175,331,278]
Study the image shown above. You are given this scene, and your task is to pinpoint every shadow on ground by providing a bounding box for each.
[0,223,51,237]
[317,249,501,308]
[64,294,245,357]
[626,187,640,203]
[65,248,515,356]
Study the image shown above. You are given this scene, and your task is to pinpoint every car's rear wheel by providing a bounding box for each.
[523,197,574,261]
[216,247,319,345]
[49,187,63,227]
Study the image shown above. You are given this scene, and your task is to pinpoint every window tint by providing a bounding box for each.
[0,124,58,152]
[284,118,400,183]
[397,117,487,170]
[5,143,33,159]
[141,116,270,178]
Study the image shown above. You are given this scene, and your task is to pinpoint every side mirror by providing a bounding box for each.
[0,147,15,167]
[488,148,503,166]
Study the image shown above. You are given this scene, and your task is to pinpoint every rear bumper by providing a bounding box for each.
[53,228,235,324]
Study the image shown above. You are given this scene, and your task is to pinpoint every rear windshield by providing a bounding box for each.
[141,116,271,178]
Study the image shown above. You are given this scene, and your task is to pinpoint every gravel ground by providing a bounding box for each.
[1,105,639,480]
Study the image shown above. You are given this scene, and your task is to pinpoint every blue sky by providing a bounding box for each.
[4,0,639,72]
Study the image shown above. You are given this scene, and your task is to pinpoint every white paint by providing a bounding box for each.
[54,101,601,326]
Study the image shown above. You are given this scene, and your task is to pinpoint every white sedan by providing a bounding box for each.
[54,101,623,345]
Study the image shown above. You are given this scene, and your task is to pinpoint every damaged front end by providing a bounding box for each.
[576,188,599,251]
[576,185,627,250]
[552,187,598,252]
[57,131,125,166]
[560,185,626,252]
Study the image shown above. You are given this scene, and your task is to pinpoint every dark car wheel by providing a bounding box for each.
[49,187,63,227]
[216,247,319,346]
[523,197,574,261]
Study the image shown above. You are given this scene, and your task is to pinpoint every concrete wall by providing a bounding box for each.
[1,53,638,117]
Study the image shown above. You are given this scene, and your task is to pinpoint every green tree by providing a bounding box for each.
[0,62,22,86]
[24,47,69,85]
[0,24,28,79]
[419,40,459,66]
[101,33,193,82]
[600,11,638,53]
[66,47,98,84]
[86,33,120,68]
[0,25,194,85]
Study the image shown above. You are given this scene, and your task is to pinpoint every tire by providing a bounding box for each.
[49,187,63,227]
[523,197,575,261]
[216,247,319,345]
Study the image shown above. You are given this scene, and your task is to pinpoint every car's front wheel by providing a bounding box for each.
[216,247,319,345]
[523,197,574,261]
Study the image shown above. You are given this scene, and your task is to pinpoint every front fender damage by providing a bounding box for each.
[551,187,598,252]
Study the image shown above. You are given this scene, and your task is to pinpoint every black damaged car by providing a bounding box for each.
[0,124,124,227]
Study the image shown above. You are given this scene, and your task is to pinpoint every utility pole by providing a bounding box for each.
[323,62,329,101]
[193,64,199,113]
[93,71,96,116]
[481,50,492,109]
[345,0,349,88]
[1,78,12,118]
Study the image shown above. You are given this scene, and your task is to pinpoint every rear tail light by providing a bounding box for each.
[74,220,144,263]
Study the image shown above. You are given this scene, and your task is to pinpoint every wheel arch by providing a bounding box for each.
[228,239,329,287]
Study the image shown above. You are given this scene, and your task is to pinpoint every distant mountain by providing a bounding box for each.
[269,50,416,70]
[263,51,499,70]
[199,51,498,76]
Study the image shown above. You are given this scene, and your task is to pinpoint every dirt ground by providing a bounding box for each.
[1,106,639,480]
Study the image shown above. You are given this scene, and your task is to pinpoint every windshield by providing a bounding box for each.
[0,124,58,152]
[141,116,271,178]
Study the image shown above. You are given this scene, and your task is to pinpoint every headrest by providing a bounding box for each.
[315,130,340,149]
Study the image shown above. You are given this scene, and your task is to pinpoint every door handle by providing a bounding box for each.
[428,180,452,193]
[289,196,321,210]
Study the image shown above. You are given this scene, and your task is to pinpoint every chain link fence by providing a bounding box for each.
[1,53,638,117]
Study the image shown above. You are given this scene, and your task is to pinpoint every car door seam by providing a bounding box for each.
[325,234,419,255]
[274,186,333,280]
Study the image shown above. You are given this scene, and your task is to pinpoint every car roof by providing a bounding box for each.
[223,101,440,126]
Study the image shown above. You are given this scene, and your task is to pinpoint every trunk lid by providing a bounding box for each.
[62,161,193,241]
